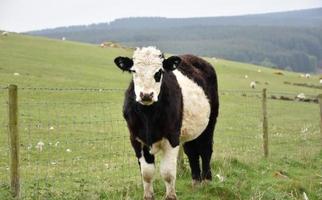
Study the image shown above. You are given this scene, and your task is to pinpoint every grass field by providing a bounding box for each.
[0,33,321,199]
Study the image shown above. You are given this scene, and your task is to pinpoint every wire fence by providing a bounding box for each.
[0,86,9,196]
[0,86,321,199]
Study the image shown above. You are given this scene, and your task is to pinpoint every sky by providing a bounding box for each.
[1,0,322,32]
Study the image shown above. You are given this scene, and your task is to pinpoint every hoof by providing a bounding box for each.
[202,179,211,185]
[144,195,154,200]
[192,179,202,188]
[165,194,177,200]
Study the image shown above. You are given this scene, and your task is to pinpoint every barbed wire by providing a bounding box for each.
[0,86,320,96]
[18,101,123,105]
[19,87,126,92]
[0,86,8,90]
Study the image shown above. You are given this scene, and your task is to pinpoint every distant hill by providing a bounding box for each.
[28,7,322,72]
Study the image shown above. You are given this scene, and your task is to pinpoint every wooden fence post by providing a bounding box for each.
[318,94,322,144]
[262,88,269,158]
[8,84,20,199]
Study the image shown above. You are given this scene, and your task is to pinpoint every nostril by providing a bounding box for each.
[149,92,154,98]
[139,92,154,102]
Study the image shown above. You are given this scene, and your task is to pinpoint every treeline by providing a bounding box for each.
[28,8,322,72]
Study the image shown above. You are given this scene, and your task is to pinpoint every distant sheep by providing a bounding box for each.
[35,141,45,151]
[305,74,310,78]
[250,81,256,89]
[296,93,306,100]
[244,75,248,79]
[320,79,322,84]
[62,37,66,41]
[1,31,8,36]
[257,69,261,73]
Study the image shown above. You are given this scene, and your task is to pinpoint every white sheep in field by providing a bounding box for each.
[1,31,8,36]
[244,75,248,79]
[35,141,45,151]
[305,73,310,78]
[250,81,256,89]
[319,79,322,84]
[296,93,306,100]
[62,37,66,41]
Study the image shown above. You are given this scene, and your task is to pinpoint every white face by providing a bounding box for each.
[131,47,164,105]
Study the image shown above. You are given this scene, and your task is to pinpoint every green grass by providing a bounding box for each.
[0,33,321,199]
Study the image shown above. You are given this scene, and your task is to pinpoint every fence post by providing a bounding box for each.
[262,88,269,158]
[318,94,322,144]
[8,84,20,199]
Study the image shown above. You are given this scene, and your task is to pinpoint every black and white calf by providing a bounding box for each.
[114,47,219,200]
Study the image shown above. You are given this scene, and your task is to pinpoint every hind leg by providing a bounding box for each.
[183,141,201,185]
[200,119,216,181]
[200,141,213,180]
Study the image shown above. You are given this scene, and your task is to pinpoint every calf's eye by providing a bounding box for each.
[154,69,163,82]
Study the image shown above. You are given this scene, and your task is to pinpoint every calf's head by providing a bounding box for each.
[114,47,181,105]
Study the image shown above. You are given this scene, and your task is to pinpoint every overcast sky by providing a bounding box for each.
[1,0,322,32]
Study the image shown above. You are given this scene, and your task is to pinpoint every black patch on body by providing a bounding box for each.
[124,72,183,163]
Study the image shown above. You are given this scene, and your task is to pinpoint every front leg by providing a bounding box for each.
[131,137,155,200]
[160,139,179,200]
[140,146,156,200]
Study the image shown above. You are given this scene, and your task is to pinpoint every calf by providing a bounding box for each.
[114,47,219,200]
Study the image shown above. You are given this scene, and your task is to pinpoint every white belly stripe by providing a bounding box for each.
[173,70,211,142]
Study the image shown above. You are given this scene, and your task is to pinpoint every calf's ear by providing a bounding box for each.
[163,56,181,71]
[114,57,133,72]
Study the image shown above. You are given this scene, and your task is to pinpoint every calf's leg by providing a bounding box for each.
[199,118,216,181]
[200,143,213,181]
[183,140,201,185]
[160,139,179,200]
[139,146,156,200]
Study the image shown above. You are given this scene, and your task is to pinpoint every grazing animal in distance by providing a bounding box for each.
[250,81,256,89]
[1,31,8,36]
[114,47,219,200]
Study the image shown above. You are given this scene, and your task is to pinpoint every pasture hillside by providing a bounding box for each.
[0,33,321,92]
[0,34,321,199]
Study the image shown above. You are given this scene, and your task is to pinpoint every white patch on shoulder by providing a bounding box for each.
[173,70,211,142]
